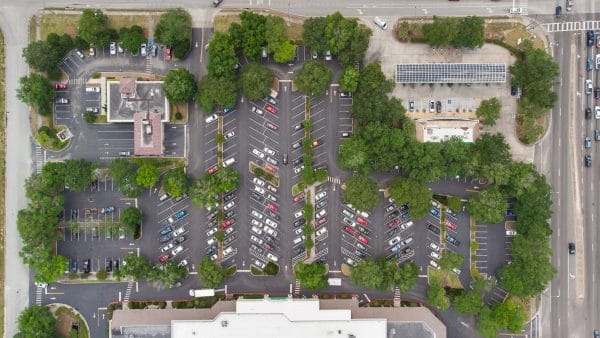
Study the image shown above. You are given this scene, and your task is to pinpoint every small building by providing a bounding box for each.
[107,79,169,123]
[133,111,164,156]
[415,118,480,143]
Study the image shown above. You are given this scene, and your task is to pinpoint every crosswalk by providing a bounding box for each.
[33,145,45,174]
[145,56,153,74]
[34,286,43,305]
[327,176,341,184]
[394,286,401,303]
[123,281,134,302]
[543,20,600,33]
[294,279,301,295]
[68,78,86,86]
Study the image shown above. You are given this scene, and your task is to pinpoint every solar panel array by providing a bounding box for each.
[395,63,506,84]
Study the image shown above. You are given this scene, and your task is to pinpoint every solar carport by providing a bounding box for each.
[395,63,506,84]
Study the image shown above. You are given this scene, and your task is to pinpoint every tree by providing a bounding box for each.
[148,260,189,288]
[207,32,238,79]
[265,15,287,54]
[197,75,238,113]
[121,207,142,237]
[240,11,267,60]
[338,27,371,67]
[388,177,432,219]
[438,251,464,270]
[214,167,240,192]
[155,8,192,58]
[427,275,449,311]
[339,67,360,93]
[440,137,471,177]
[491,299,527,332]
[16,73,54,116]
[394,262,419,293]
[135,163,159,188]
[476,97,502,125]
[342,174,379,211]
[518,115,545,144]
[40,162,66,195]
[33,254,69,284]
[119,253,151,281]
[477,306,501,338]
[16,306,56,338]
[64,159,95,192]
[22,33,73,79]
[303,17,328,53]
[512,174,552,237]
[468,186,507,224]
[294,61,332,96]
[163,68,197,104]
[77,9,110,46]
[325,12,358,55]
[273,39,296,63]
[120,171,145,198]
[189,175,219,210]
[447,196,462,212]
[240,63,273,100]
[198,256,227,288]
[108,158,134,182]
[119,25,146,52]
[472,133,512,169]
[162,167,190,197]
[453,16,485,49]
[452,290,484,315]
[295,262,327,291]
[264,262,279,275]
[423,16,458,48]
[481,162,511,186]
[350,258,387,290]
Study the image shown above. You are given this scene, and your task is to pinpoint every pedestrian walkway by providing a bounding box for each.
[328,176,341,184]
[33,144,45,174]
[294,279,301,295]
[543,20,600,33]
[34,287,43,305]
[123,281,134,302]
[145,56,153,74]
[393,286,401,306]
[68,78,86,85]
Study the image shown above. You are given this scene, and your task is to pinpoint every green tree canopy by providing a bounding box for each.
[163,68,197,104]
[294,61,332,96]
[207,32,238,79]
[427,274,449,311]
[302,17,328,53]
[189,175,219,210]
[198,256,228,288]
[16,73,54,116]
[155,8,192,58]
[162,167,190,198]
[121,206,142,237]
[273,39,296,63]
[197,74,238,112]
[438,251,464,270]
[350,258,418,292]
[40,162,66,195]
[64,159,95,192]
[342,174,380,211]
[491,299,528,332]
[119,25,146,52]
[337,136,370,173]
[388,176,433,219]
[240,11,267,60]
[135,163,159,188]
[423,16,458,48]
[476,97,502,126]
[214,167,240,192]
[265,15,287,54]
[477,306,501,338]
[16,306,56,338]
[472,133,512,169]
[453,16,485,49]
[148,260,189,288]
[451,290,484,315]
[339,67,360,93]
[468,186,507,224]
[294,262,328,291]
[77,9,110,46]
[32,253,69,284]
[118,253,151,281]
[22,33,73,79]
[240,63,274,100]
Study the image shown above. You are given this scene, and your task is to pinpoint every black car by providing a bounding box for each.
[555,5,562,18]
[595,87,600,99]
[113,259,119,271]
[224,210,235,218]
[399,204,409,212]
[428,223,441,235]
[357,225,372,236]
[251,191,264,202]
[205,246,217,255]
[316,200,327,209]
[510,85,518,96]
[587,30,595,47]
[586,107,592,119]
[105,258,113,272]
[587,58,594,71]
[293,218,306,227]
[283,153,288,165]
[355,250,367,259]
[159,234,173,243]
[435,100,442,113]
[83,259,91,273]
[446,233,461,246]
[174,236,187,245]
[293,246,306,255]
[568,242,575,255]
[70,260,78,273]
[224,193,235,202]
[293,157,304,166]
[585,154,592,167]
[387,210,400,219]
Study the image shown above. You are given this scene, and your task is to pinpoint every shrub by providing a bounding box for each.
[175,112,183,120]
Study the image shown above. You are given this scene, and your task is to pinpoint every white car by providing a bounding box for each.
[400,221,413,230]
[430,199,441,208]
[430,251,441,260]
[265,218,278,228]
[140,43,147,56]
[205,114,218,124]
[429,260,440,270]
[254,185,265,195]
[207,237,216,246]
[429,242,440,251]
[171,245,183,257]
[586,79,593,95]
[294,210,304,219]
[596,106,600,120]
[294,228,304,235]
[358,210,370,219]
[250,235,264,245]
[315,227,328,237]
[452,268,462,275]
[506,229,517,236]
[293,235,306,244]
[388,236,401,246]
[251,219,263,228]
[253,177,266,187]
[224,131,235,140]
[173,227,185,237]
[315,191,327,201]
[254,259,266,269]
[266,252,279,262]
[345,257,357,266]
[206,227,218,237]
[251,210,264,220]
[315,209,327,219]
[251,226,263,235]
[252,148,265,159]
[263,225,278,237]
[223,157,235,167]
[109,41,116,55]
[325,50,332,61]
[223,246,234,256]
[293,165,304,174]
[251,106,264,115]
[161,243,174,253]
[224,201,235,211]
[179,259,188,267]
[210,254,218,261]
[263,147,276,156]
[267,185,278,193]
[266,194,277,203]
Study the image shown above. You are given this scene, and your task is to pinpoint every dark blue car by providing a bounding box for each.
[159,226,173,236]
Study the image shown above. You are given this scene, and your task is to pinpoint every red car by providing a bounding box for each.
[222,219,233,228]
[265,164,277,174]
[158,254,170,263]
[207,165,219,174]
[293,192,305,202]
[316,217,327,226]
[265,104,278,114]
[165,46,172,60]
[355,216,368,226]
[386,218,401,228]
[54,83,68,90]
[265,122,278,131]
[344,226,357,236]
[444,220,457,231]
[266,203,279,212]
[357,235,369,245]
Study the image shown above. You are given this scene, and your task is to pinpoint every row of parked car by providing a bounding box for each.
[157,209,189,268]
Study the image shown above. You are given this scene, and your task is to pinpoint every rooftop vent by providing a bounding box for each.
[221,320,228,327]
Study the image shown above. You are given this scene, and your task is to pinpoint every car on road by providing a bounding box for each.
[165,46,172,60]
[158,254,170,263]
[430,251,441,260]
[585,137,592,148]
[221,218,235,228]
[385,204,397,213]
[595,88,600,100]
[509,7,523,14]
[315,209,327,219]
[265,164,277,174]
[267,203,279,212]
[100,206,115,213]
[265,218,278,228]
[429,260,440,270]
[355,216,368,225]
[253,259,267,269]
[316,217,327,226]
[569,242,575,254]
[294,165,304,174]
[388,236,401,246]
[140,43,147,56]
[263,225,278,237]
[586,79,593,95]
[292,157,304,166]
[253,185,265,195]
[429,242,440,251]
[55,98,69,104]
[293,192,305,203]
[587,57,594,71]
[586,107,592,119]
[585,154,593,167]
[251,232,264,244]
[159,226,173,236]
[292,141,302,149]
[400,221,413,231]
[357,235,369,245]
[282,153,288,165]
[251,106,265,115]
[266,252,279,263]
[224,131,235,141]
[266,193,277,203]
[294,122,305,131]
[173,227,185,237]
[345,257,357,267]
[171,245,184,256]
[315,227,327,237]
[408,100,415,112]
[253,177,266,187]
[265,104,278,114]
[251,210,264,220]
[316,200,327,209]
[293,235,306,245]
[293,218,306,227]
[75,50,85,59]
[224,201,235,211]
[205,114,218,124]
[159,234,173,243]
[587,30,595,47]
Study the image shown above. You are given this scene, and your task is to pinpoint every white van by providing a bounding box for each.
[159,193,170,202]
[223,157,235,167]
[373,17,388,30]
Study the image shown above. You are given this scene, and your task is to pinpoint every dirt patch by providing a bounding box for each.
[485,21,544,49]
[55,310,75,337]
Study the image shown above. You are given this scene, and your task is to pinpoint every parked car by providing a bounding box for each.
[159,226,173,235]
[54,83,68,90]
[265,104,278,114]
[446,233,461,246]
[140,43,147,56]
[205,114,218,124]
[165,46,172,60]
[110,41,117,55]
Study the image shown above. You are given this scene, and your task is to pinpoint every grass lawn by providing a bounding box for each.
[40,14,80,38]
[0,28,5,338]
[428,267,463,289]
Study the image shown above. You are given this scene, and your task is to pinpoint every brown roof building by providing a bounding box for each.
[133,112,164,156]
